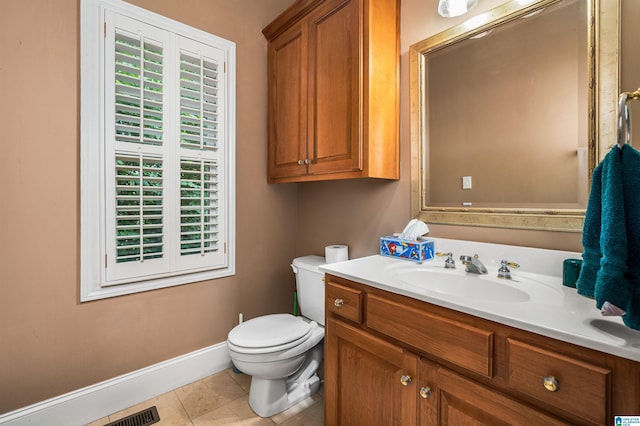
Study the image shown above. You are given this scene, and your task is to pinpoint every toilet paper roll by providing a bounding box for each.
[325,245,349,264]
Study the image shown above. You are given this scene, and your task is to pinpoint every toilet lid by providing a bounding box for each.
[228,314,312,350]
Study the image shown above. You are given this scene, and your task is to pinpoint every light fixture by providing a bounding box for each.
[438,0,478,18]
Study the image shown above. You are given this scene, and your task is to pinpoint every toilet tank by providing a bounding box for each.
[291,255,326,326]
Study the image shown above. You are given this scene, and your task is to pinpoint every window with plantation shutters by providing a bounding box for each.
[81,0,235,301]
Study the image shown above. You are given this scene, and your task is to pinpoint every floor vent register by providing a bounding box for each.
[103,406,160,426]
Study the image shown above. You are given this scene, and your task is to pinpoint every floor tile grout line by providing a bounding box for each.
[172,389,195,425]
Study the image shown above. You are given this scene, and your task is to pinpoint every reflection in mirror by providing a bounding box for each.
[410,0,596,231]
[621,0,640,148]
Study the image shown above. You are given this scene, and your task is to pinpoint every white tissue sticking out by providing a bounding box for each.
[601,301,626,317]
[398,219,430,241]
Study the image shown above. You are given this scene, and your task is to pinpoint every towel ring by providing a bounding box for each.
[618,88,640,149]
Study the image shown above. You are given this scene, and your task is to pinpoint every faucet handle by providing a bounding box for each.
[504,260,520,269]
[498,260,520,279]
[436,252,456,268]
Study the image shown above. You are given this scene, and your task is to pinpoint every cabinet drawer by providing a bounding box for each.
[326,280,363,324]
[366,294,494,377]
[507,338,610,425]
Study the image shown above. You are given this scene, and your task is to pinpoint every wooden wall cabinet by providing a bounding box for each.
[325,274,640,426]
[262,0,399,183]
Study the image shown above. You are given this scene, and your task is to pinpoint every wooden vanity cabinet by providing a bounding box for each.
[326,317,419,425]
[262,0,399,183]
[325,274,640,426]
[419,358,570,425]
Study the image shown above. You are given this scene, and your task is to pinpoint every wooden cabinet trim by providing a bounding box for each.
[507,338,611,425]
[326,280,363,323]
[267,21,308,180]
[366,293,494,378]
[262,0,323,40]
[326,317,419,425]
[420,358,572,426]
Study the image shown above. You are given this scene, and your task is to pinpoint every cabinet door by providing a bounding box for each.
[419,358,571,426]
[267,21,308,180]
[325,317,418,426]
[306,0,361,176]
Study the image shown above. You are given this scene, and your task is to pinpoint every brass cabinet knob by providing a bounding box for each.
[419,386,431,399]
[542,376,559,392]
[400,375,412,386]
[334,298,344,308]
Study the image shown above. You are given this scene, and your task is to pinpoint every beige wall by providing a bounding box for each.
[0,0,584,415]
[0,0,295,413]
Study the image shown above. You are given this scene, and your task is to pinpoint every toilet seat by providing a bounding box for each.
[227,314,315,354]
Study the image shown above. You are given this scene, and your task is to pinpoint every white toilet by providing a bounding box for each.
[226,255,326,417]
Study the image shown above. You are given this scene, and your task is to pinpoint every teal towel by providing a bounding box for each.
[576,155,604,299]
[577,144,640,330]
[593,146,629,311]
[619,145,640,329]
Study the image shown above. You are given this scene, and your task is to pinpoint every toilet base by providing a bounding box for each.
[248,373,321,417]
[248,342,323,417]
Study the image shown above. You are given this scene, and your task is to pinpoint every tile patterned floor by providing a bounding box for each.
[85,369,324,426]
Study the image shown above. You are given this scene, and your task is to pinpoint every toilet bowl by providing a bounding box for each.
[227,314,324,417]
[226,256,326,417]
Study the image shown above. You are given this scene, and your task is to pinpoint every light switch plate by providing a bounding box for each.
[462,176,472,189]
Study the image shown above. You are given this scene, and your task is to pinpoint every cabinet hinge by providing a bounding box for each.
[105,254,108,268]
[224,242,227,253]
[104,22,107,37]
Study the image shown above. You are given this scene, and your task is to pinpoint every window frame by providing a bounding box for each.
[80,0,236,301]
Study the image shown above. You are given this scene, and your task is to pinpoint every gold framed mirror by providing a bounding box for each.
[409,0,616,232]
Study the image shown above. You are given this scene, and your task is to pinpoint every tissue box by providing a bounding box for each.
[379,236,434,263]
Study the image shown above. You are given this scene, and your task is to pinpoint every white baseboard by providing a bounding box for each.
[0,342,232,426]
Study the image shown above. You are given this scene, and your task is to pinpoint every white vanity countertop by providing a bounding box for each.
[319,238,640,363]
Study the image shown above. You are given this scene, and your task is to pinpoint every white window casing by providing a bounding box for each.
[81,0,235,301]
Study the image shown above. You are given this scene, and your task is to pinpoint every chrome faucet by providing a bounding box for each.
[460,254,488,274]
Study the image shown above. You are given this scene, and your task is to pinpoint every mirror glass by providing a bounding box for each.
[410,0,595,231]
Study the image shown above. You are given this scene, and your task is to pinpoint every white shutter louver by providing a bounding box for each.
[114,30,164,146]
[180,51,219,151]
[180,159,219,256]
[115,153,164,263]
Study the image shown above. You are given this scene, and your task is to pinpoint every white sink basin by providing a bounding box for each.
[384,262,563,305]
[397,269,529,302]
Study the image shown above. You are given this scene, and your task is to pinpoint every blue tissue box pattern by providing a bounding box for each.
[379,236,434,263]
